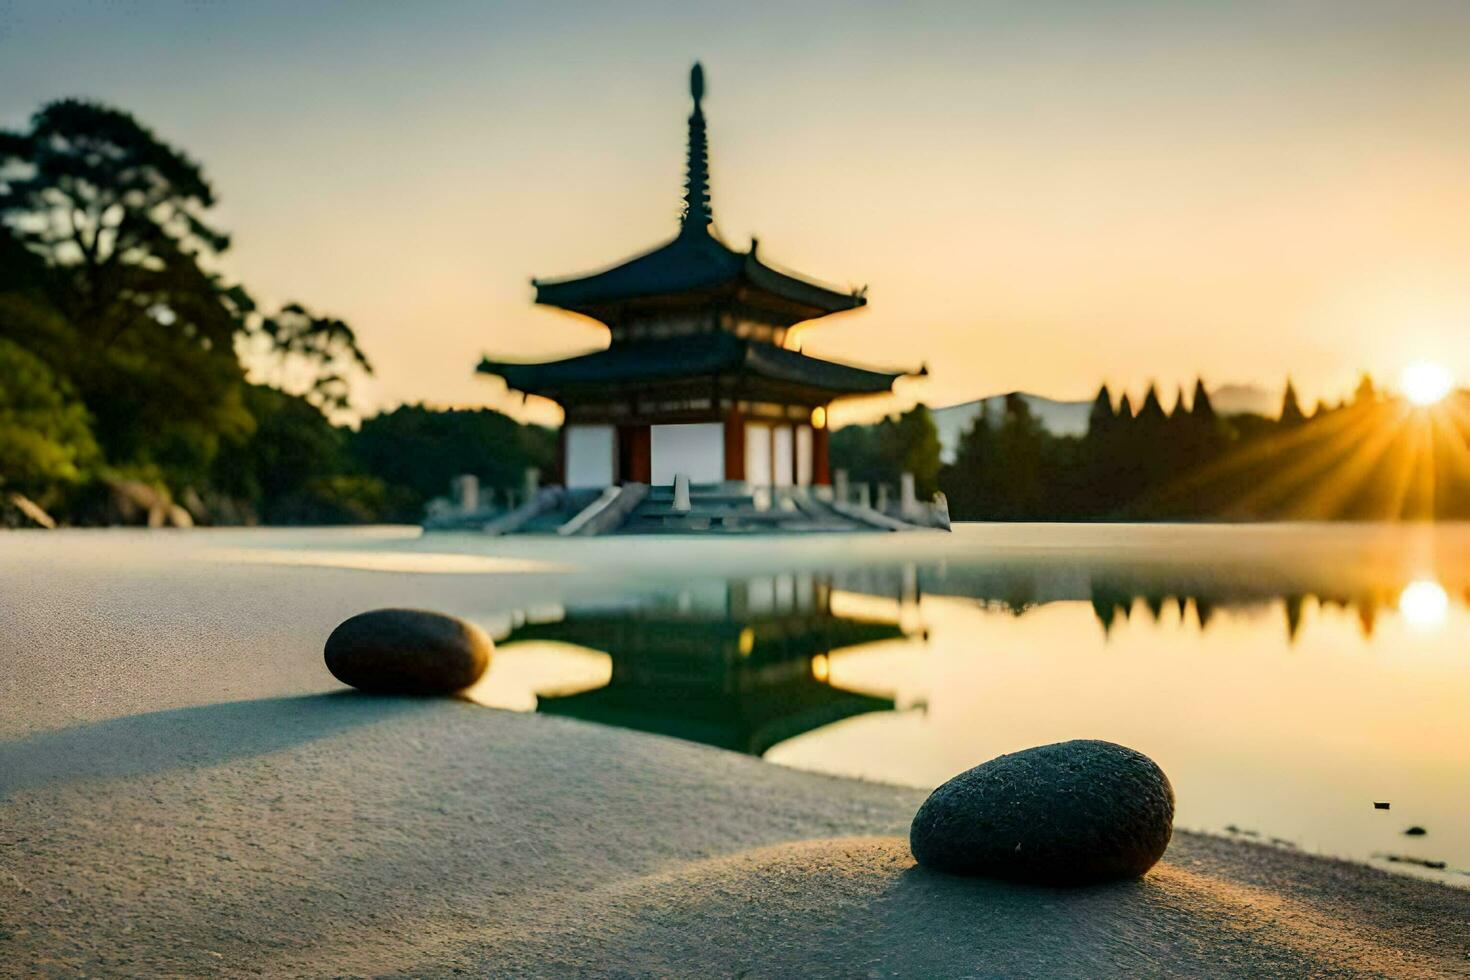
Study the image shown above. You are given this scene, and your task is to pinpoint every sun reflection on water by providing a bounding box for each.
[1398,579,1449,631]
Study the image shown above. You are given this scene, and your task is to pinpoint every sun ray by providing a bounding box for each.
[1152,403,1371,511]
[1278,408,1407,520]
[1379,409,1432,521]
[1221,406,1396,518]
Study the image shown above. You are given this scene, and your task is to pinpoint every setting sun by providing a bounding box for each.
[1400,361,1454,406]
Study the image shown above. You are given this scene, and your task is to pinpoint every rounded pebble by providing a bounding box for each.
[325,608,491,695]
[909,739,1174,885]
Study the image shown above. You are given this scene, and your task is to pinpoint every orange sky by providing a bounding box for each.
[6,2,1470,425]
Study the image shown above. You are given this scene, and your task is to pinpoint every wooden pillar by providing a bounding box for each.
[618,424,651,484]
[813,423,830,486]
[790,421,800,485]
[555,425,567,486]
[632,426,650,483]
[723,408,745,481]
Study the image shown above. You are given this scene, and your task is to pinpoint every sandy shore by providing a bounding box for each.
[3,529,1468,976]
[4,699,1467,978]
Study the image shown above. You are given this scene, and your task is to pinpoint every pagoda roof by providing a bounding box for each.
[506,609,908,663]
[534,227,866,320]
[478,332,911,400]
[531,63,867,324]
[537,679,894,756]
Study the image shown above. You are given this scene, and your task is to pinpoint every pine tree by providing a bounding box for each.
[1137,384,1167,425]
[1087,384,1116,438]
[995,394,1046,519]
[1170,385,1190,420]
[1280,378,1305,425]
[1191,378,1215,421]
[945,402,997,519]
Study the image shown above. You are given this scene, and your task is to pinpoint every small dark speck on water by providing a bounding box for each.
[1404,826,1427,836]
[1374,801,1391,810]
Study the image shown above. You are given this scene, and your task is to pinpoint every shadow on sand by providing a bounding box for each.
[0,692,435,799]
[445,836,1424,977]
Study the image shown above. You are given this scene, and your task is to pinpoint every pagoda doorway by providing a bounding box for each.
[616,424,651,484]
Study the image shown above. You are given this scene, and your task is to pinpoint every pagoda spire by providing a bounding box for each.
[681,62,712,234]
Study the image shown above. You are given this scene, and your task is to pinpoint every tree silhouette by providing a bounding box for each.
[0,99,373,483]
[1088,384,1116,436]
[1279,378,1305,425]
[1191,378,1215,421]
[1136,384,1167,425]
[944,401,997,518]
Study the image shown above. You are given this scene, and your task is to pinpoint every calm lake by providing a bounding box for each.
[458,523,1470,887]
[17,522,1469,886]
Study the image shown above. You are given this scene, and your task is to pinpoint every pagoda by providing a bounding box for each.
[501,573,906,755]
[479,64,916,490]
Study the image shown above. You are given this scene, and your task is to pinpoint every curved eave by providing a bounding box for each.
[743,252,866,316]
[537,682,895,756]
[477,335,914,402]
[531,229,866,322]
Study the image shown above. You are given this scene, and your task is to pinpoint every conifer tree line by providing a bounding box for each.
[1,99,552,525]
[836,376,1470,521]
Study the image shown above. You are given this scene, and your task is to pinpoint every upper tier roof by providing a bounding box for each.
[532,63,866,324]
[533,228,867,320]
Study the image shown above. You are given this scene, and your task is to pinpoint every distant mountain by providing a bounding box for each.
[930,383,1281,463]
[1207,383,1278,417]
[931,394,1091,463]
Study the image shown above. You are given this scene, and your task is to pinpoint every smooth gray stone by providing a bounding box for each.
[325,608,491,695]
[910,739,1173,885]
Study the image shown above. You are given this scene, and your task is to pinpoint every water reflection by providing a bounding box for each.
[1399,579,1449,631]
[830,564,1457,642]
[469,556,1468,886]
[499,575,913,755]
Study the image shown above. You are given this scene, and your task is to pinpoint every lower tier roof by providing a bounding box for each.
[478,333,911,402]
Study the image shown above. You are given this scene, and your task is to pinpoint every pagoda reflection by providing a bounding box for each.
[501,574,910,756]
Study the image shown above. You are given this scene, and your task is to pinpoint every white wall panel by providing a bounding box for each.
[796,425,813,487]
[565,425,616,488]
[744,422,772,487]
[651,423,724,485]
[772,425,794,487]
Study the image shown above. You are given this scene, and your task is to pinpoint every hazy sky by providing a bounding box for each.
[5,1,1470,424]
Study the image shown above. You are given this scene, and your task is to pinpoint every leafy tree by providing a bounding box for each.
[831,403,942,499]
[249,302,373,414]
[0,100,251,482]
[0,99,371,488]
[829,422,886,487]
[351,406,557,520]
[879,403,942,498]
[210,384,355,521]
[0,337,98,497]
